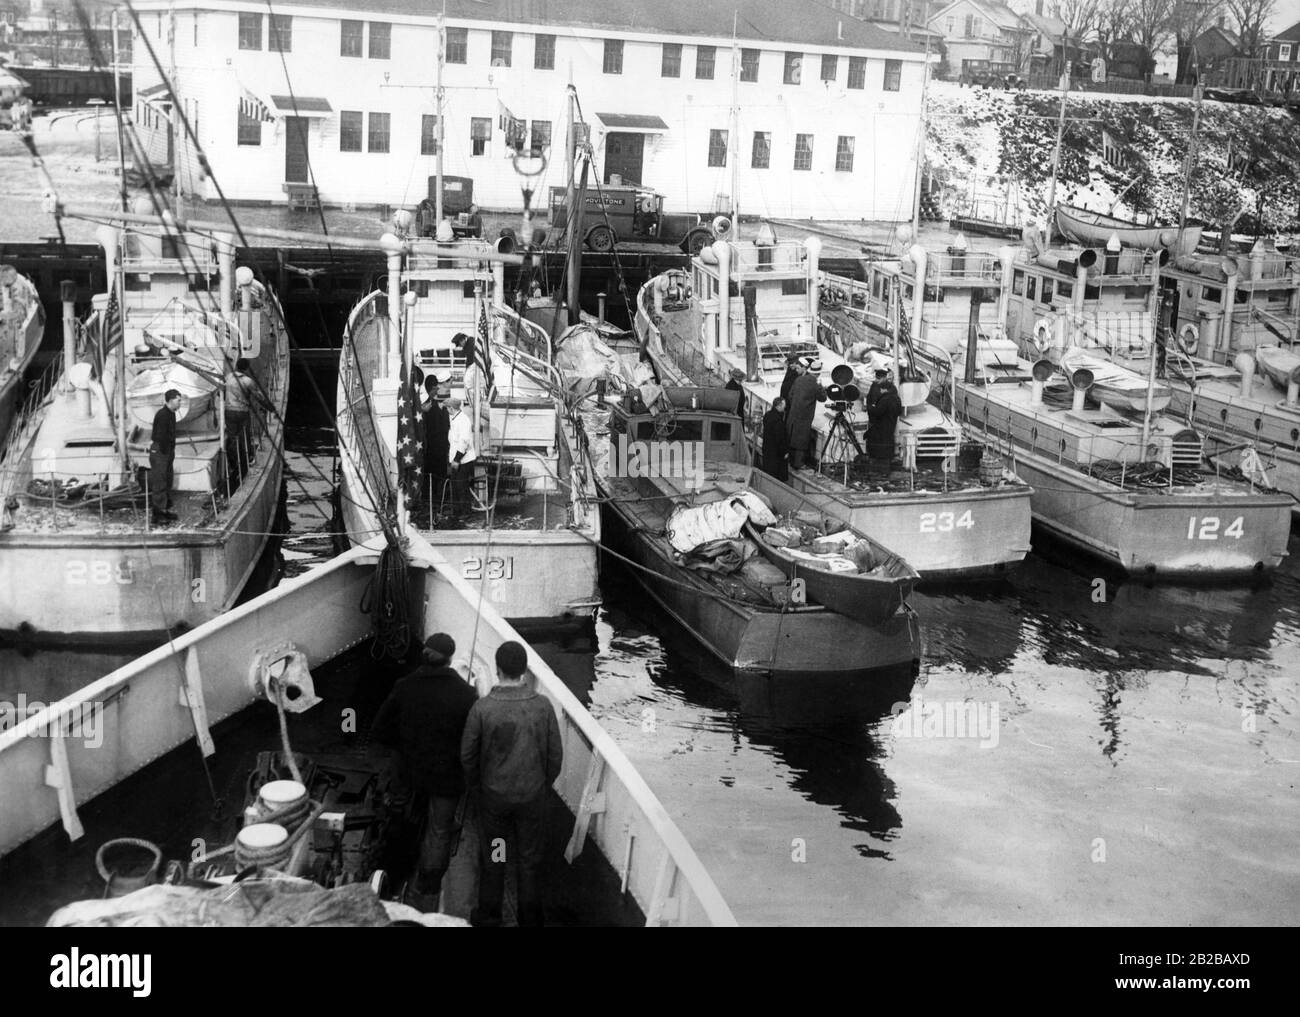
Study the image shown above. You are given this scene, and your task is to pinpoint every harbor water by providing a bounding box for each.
[2,414,1297,926]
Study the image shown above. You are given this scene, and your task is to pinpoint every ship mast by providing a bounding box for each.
[435,8,445,227]
[1046,50,1071,232]
[729,11,740,236]
[911,34,932,238]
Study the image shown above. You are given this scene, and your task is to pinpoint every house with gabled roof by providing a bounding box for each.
[927,0,1033,76]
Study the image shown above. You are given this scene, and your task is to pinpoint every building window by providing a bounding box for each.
[370,22,390,60]
[835,135,854,171]
[193,12,198,46]
[696,45,716,79]
[529,119,551,157]
[421,114,441,156]
[820,54,838,82]
[751,131,770,169]
[708,129,727,167]
[237,105,260,146]
[470,117,491,156]
[662,42,682,77]
[340,111,363,152]
[535,34,555,69]
[848,56,866,89]
[884,59,901,91]
[368,112,390,153]
[603,39,623,74]
[446,26,467,64]
[1281,44,1293,62]
[238,12,261,50]
[740,48,759,81]
[794,133,813,170]
[784,52,803,84]
[268,14,291,53]
[340,20,362,58]
[491,31,512,66]
[964,15,974,37]
[946,16,955,35]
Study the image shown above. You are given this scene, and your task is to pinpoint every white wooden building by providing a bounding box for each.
[128,0,928,220]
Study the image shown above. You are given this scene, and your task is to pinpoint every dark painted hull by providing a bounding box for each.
[600,486,920,675]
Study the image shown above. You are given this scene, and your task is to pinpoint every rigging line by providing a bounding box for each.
[109,12,381,521]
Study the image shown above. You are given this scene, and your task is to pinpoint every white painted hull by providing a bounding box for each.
[0,543,737,926]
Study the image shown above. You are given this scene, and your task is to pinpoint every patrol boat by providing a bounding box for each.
[0,209,289,641]
[847,233,1293,574]
[0,264,45,448]
[599,385,920,674]
[0,536,735,927]
[335,224,601,629]
[637,231,1033,580]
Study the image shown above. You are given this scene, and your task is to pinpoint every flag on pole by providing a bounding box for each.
[239,87,275,123]
[474,297,494,396]
[395,356,425,502]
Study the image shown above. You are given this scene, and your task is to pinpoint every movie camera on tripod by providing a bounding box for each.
[824,364,861,413]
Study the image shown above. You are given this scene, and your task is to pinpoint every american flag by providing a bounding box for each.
[395,357,425,502]
[474,298,494,396]
[92,288,124,377]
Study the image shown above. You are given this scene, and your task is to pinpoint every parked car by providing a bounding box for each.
[415,175,482,238]
[961,61,1025,90]
[548,185,716,254]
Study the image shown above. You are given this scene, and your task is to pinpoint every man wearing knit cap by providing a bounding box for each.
[460,640,563,927]
[371,632,477,909]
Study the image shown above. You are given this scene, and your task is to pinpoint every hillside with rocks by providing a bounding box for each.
[925,80,1300,238]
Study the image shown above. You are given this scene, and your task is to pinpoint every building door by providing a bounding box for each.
[603,132,644,185]
[284,117,309,183]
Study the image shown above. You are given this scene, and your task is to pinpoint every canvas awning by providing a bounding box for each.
[137,82,170,100]
[592,112,669,133]
[270,95,333,117]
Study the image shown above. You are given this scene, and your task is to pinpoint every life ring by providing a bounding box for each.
[639,196,655,214]
[1176,323,1199,355]
[1033,318,1054,353]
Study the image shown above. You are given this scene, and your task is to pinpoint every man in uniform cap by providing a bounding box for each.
[866,367,889,413]
[371,632,478,908]
[725,367,747,419]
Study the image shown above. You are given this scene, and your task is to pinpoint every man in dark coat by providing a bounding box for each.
[785,360,826,471]
[461,640,563,928]
[866,367,888,413]
[724,367,747,419]
[761,397,790,482]
[866,378,903,477]
[149,389,182,522]
[371,632,478,906]
[779,355,801,417]
[421,377,451,508]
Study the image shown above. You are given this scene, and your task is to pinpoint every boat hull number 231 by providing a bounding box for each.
[1187,517,1244,540]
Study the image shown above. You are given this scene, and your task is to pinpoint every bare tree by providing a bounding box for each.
[1094,0,1136,63]
[1128,0,1176,57]
[1051,0,1105,38]
[1171,0,1226,82]
[1224,0,1277,56]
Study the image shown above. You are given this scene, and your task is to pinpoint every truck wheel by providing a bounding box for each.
[684,229,712,256]
[586,225,615,252]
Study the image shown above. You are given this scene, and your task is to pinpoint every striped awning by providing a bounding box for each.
[240,88,275,123]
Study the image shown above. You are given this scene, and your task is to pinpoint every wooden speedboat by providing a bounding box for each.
[739,481,916,625]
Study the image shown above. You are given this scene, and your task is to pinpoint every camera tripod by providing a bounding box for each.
[820,405,865,470]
